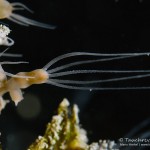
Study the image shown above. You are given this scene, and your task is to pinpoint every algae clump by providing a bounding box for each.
[28,98,88,150]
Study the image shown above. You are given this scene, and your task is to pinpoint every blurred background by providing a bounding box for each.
[0,0,150,149]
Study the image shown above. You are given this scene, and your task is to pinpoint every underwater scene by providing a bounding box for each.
[0,0,150,149]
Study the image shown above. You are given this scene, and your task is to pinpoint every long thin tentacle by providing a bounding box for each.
[1,53,22,57]
[124,118,150,138]
[11,2,34,13]
[0,48,22,57]
[49,70,150,78]
[0,61,28,65]
[8,16,29,26]
[49,72,150,84]
[12,8,25,11]
[43,52,150,71]
[0,48,9,57]
[47,55,144,74]
[47,80,150,90]
[10,13,56,29]
[49,73,150,84]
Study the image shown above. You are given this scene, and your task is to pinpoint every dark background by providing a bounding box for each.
[0,0,150,149]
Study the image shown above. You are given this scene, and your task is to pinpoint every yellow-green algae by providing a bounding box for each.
[28,98,88,150]
[0,98,116,150]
